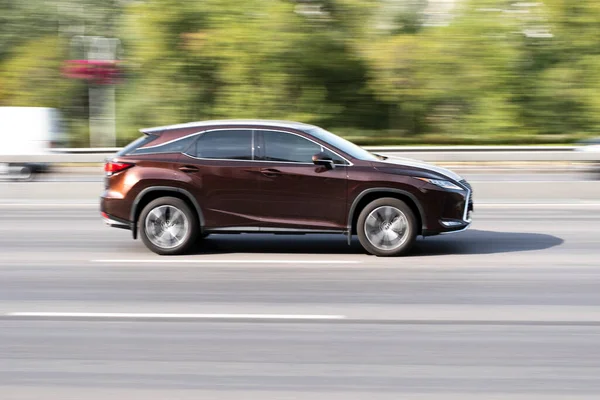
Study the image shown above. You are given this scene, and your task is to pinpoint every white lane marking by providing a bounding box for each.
[476,203,600,208]
[470,180,593,183]
[91,259,361,265]
[6,312,347,320]
[0,203,97,208]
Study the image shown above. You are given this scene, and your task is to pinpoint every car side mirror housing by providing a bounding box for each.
[312,152,336,169]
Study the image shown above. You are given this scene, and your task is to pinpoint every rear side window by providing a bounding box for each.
[189,130,253,160]
[130,135,196,155]
[117,135,158,156]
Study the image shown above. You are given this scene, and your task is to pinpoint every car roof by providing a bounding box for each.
[140,119,317,134]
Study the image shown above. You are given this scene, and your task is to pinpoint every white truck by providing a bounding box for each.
[0,107,63,180]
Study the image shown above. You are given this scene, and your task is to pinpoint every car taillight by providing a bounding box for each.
[104,161,134,176]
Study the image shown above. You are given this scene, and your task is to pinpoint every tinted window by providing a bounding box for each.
[322,148,346,165]
[191,130,253,160]
[131,135,196,155]
[261,130,345,164]
[118,135,158,156]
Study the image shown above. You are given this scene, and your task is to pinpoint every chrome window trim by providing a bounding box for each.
[181,153,316,165]
[131,126,353,165]
[180,127,353,166]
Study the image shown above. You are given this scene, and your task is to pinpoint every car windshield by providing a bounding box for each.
[307,127,379,161]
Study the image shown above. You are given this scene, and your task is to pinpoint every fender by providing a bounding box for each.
[130,186,205,239]
[346,187,427,245]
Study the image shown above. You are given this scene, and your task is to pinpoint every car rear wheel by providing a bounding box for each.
[357,198,417,257]
[139,197,198,255]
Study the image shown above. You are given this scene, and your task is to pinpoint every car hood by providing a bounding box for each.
[371,156,464,182]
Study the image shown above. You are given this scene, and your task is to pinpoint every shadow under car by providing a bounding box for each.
[188,229,563,256]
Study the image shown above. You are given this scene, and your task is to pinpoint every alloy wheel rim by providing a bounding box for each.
[364,206,409,251]
[144,205,189,249]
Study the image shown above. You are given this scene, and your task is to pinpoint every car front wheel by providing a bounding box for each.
[139,197,198,255]
[357,197,417,257]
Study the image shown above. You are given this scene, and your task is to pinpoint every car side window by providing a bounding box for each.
[130,135,195,155]
[189,130,253,160]
[260,130,346,164]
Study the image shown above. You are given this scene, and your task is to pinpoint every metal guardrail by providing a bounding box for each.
[366,146,595,162]
[0,146,596,163]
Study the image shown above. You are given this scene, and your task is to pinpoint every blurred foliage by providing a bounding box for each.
[0,0,599,145]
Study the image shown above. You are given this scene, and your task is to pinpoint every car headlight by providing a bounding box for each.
[416,178,464,191]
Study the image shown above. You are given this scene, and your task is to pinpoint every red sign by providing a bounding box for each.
[62,60,121,84]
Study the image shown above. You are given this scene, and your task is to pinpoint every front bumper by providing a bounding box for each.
[423,179,473,236]
[438,219,471,234]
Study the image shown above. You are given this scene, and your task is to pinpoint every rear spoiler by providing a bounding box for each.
[139,127,163,135]
[140,121,214,135]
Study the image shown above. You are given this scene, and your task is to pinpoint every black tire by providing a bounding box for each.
[17,166,34,182]
[138,197,199,255]
[7,165,33,182]
[356,197,417,257]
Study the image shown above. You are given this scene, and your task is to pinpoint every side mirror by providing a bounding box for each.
[312,152,336,169]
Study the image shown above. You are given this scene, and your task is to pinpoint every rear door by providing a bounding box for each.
[177,129,263,229]
[255,130,348,231]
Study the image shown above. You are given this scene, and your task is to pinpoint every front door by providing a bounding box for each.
[255,130,348,231]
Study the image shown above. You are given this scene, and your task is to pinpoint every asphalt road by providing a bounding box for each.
[1,178,600,399]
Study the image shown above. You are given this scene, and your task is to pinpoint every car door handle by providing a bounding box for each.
[260,168,282,178]
[179,165,199,173]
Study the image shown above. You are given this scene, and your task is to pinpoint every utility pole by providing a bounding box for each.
[87,36,120,148]
[60,2,121,147]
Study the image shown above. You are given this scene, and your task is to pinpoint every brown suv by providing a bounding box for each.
[101,120,473,256]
